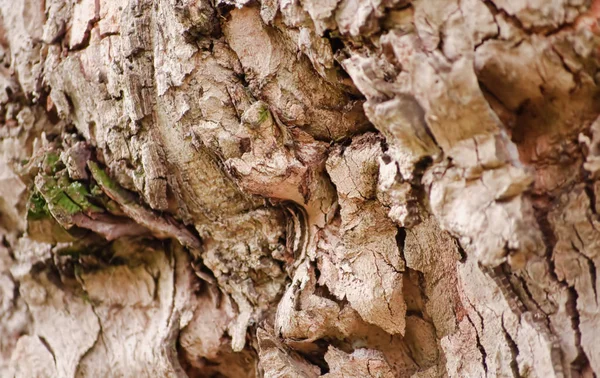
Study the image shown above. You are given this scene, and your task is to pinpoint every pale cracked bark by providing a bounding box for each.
[1,0,600,377]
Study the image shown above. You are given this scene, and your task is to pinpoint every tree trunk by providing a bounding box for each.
[1,0,599,377]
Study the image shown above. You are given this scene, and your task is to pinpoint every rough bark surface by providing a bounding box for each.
[1,0,600,377]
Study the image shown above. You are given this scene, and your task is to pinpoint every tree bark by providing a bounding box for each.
[1,0,599,377]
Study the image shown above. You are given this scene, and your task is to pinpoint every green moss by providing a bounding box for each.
[43,152,63,174]
[27,191,50,220]
[37,175,82,216]
[64,181,88,205]
[90,183,103,197]
[88,161,118,192]
[38,171,105,217]
[27,153,123,244]
[88,161,136,204]
[27,191,79,244]
[45,152,60,167]
[64,182,103,213]
[88,182,123,214]
[86,162,102,179]
[54,192,82,214]
[257,105,270,124]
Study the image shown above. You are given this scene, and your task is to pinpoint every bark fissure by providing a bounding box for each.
[501,316,521,378]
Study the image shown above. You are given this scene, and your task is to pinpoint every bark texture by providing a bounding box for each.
[1,0,600,377]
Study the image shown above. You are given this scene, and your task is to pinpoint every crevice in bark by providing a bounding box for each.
[501,316,520,378]
[38,335,57,367]
[566,286,589,371]
[297,338,332,374]
[570,238,598,306]
[466,314,488,374]
[585,181,598,215]
[551,46,580,94]
[533,201,563,284]
[482,263,527,317]
[69,17,100,52]
[485,0,575,35]
[74,299,102,376]
[395,227,407,267]
[513,273,544,315]
[455,241,467,263]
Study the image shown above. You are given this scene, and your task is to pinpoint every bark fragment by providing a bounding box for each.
[2,0,600,376]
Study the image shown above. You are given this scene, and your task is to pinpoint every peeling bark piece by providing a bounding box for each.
[460,0,499,45]
[72,240,188,377]
[335,0,404,37]
[302,0,338,35]
[412,56,500,153]
[69,0,99,49]
[475,37,576,112]
[88,161,201,252]
[363,95,439,179]
[340,44,434,178]
[98,0,126,36]
[582,115,600,176]
[71,213,150,240]
[322,346,395,378]
[275,262,349,342]
[0,160,26,231]
[17,272,100,378]
[317,219,406,335]
[295,27,340,84]
[8,335,58,378]
[276,0,306,27]
[403,216,462,339]
[227,101,336,227]
[550,185,600,373]
[440,318,487,378]
[0,244,29,373]
[489,0,589,31]
[224,5,369,140]
[256,328,320,378]
[449,256,563,377]
[326,133,382,201]
[179,281,255,378]
[274,262,419,376]
[426,159,542,267]
[60,141,91,180]
[323,134,406,335]
[377,154,421,227]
